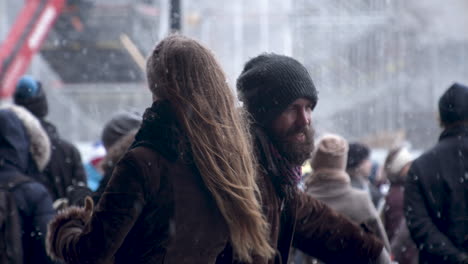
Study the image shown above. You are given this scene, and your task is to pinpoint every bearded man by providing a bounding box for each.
[236,53,392,264]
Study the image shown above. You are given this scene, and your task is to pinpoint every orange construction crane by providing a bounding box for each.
[0,0,65,99]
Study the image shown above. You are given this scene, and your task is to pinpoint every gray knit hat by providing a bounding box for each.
[237,53,318,126]
[101,111,142,150]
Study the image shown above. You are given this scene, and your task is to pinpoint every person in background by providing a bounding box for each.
[85,112,141,191]
[382,146,418,264]
[0,105,55,264]
[46,34,274,264]
[93,129,138,203]
[346,142,384,209]
[383,147,413,242]
[296,134,390,264]
[83,141,106,191]
[405,83,468,264]
[14,76,87,209]
[237,53,391,263]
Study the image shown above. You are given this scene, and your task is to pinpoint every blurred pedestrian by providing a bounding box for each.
[14,76,87,208]
[404,83,468,264]
[383,146,413,241]
[93,129,138,203]
[347,142,384,208]
[47,35,273,263]
[0,105,55,264]
[85,111,141,191]
[307,134,390,249]
[237,53,391,263]
[382,146,418,264]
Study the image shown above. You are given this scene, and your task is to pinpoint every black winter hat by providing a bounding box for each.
[236,53,318,126]
[13,76,48,118]
[438,82,468,125]
[346,142,370,170]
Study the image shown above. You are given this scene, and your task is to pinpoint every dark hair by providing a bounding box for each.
[346,142,370,170]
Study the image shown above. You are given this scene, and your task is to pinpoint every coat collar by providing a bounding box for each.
[439,123,468,141]
[131,100,189,163]
[305,169,350,186]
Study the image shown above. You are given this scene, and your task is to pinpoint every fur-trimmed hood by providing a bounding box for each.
[0,104,51,171]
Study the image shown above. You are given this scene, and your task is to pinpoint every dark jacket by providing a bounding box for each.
[246,127,384,264]
[385,183,405,242]
[391,219,419,264]
[404,124,468,264]
[47,101,230,264]
[0,107,55,264]
[385,183,418,264]
[39,120,87,201]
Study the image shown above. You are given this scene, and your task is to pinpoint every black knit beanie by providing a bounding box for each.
[237,53,318,126]
[438,82,468,125]
[13,76,48,118]
[346,142,370,170]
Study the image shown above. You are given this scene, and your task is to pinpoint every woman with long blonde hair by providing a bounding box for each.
[46,35,273,263]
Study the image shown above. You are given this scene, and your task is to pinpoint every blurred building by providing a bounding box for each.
[184,0,468,150]
[2,0,468,150]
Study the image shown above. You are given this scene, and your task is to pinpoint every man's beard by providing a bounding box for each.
[272,125,315,166]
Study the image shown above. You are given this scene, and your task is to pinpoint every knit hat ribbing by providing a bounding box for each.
[236,53,318,126]
[312,134,349,172]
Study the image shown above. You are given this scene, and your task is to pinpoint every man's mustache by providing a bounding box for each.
[285,125,312,138]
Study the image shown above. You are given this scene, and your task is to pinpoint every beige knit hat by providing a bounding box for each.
[311,134,349,172]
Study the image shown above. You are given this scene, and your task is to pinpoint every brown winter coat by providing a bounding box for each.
[47,101,230,264]
[47,146,230,264]
[242,127,385,264]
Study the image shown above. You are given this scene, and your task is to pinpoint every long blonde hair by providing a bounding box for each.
[146,35,274,262]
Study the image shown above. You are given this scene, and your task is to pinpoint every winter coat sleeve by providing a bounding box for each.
[292,191,384,263]
[404,165,467,263]
[47,151,152,264]
[21,181,56,264]
[362,211,391,253]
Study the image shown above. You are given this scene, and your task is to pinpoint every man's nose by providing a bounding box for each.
[296,108,311,127]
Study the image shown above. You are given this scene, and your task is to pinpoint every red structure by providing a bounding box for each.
[0,0,65,99]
